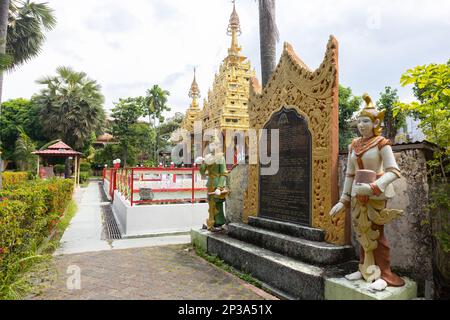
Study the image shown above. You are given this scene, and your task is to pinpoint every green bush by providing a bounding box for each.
[79,163,91,172]
[1,172,29,188]
[0,178,74,298]
[53,164,65,175]
[79,172,90,184]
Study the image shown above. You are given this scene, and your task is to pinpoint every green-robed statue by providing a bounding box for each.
[195,137,229,232]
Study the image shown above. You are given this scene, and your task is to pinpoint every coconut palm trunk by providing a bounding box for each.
[0,0,9,102]
[258,0,278,87]
[0,0,10,189]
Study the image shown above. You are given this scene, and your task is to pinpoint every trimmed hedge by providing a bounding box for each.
[0,178,73,260]
[1,172,29,188]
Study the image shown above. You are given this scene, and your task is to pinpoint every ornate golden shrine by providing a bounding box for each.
[180,2,255,137]
[180,69,201,132]
[243,38,344,245]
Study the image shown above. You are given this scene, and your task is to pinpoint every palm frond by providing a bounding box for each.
[6,0,56,70]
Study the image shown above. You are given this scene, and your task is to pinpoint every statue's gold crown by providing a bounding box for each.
[358,93,385,136]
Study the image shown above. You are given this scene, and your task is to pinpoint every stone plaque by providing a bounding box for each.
[259,107,311,225]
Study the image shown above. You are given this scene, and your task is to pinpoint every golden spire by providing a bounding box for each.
[188,68,200,109]
[227,0,242,56]
[189,68,200,100]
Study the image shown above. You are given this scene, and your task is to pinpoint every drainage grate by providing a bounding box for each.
[98,182,110,203]
[101,204,122,240]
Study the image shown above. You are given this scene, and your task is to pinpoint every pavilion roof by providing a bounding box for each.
[32,140,82,157]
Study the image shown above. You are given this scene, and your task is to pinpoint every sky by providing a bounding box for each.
[3,0,450,120]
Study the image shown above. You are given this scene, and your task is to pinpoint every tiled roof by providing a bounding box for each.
[47,141,72,150]
[33,140,81,156]
[33,149,82,156]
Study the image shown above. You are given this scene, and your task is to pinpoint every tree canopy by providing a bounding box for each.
[33,66,106,151]
[396,60,450,181]
[109,97,155,167]
[376,86,405,142]
[0,98,43,160]
[338,85,362,150]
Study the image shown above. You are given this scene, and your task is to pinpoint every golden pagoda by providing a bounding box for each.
[183,2,255,136]
[180,69,202,132]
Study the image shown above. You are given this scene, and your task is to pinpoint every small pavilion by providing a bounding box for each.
[32,140,82,187]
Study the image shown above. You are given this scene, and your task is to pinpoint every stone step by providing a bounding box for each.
[207,232,356,300]
[248,216,325,242]
[227,223,355,266]
[207,232,325,299]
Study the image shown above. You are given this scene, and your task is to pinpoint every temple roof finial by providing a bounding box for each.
[227,0,242,56]
[227,0,241,36]
[189,68,200,100]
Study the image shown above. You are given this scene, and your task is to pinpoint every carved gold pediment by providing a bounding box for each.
[243,36,344,244]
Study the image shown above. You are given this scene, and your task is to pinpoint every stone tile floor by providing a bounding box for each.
[31,244,275,300]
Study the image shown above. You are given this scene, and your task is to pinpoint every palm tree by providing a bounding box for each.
[258,0,279,87]
[144,85,170,163]
[34,66,105,150]
[0,0,55,189]
[1,0,56,101]
[14,126,36,171]
[35,66,105,177]
[6,0,56,69]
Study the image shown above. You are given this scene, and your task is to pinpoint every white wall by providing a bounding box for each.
[103,179,111,200]
[112,190,208,238]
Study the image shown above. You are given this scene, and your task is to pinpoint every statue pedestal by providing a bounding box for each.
[325,277,417,300]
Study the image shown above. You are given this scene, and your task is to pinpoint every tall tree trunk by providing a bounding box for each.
[0,0,10,189]
[123,148,128,168]
[0,0,9,102]
[258,0,278,87]
[154,115,159,164]
[148,113,152,163]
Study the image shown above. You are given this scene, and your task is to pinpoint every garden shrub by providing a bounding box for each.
[0,178,74,296]
[79,163,91,172]
[79,171,90,184]
[53,164,65,176]
[1,172,29,188]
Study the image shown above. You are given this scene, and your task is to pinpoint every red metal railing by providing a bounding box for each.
[104,167,207,206]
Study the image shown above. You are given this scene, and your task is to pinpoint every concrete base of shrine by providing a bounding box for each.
[112,190,208,237]
[324,277,418,300]
[190,222,358,300]
[191,228,209,252]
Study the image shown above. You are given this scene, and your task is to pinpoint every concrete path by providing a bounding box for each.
[56,181,190,255]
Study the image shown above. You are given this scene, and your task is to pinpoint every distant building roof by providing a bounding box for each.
[96,133,114,142]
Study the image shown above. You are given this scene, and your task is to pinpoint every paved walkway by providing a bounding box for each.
[56,181,190,255]
[32,181,275,300]
[34,245,273,300]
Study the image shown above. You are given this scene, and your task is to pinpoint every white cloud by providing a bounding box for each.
[3,0,450,118]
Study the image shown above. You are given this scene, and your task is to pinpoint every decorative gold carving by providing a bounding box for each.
[243,37,343,244]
